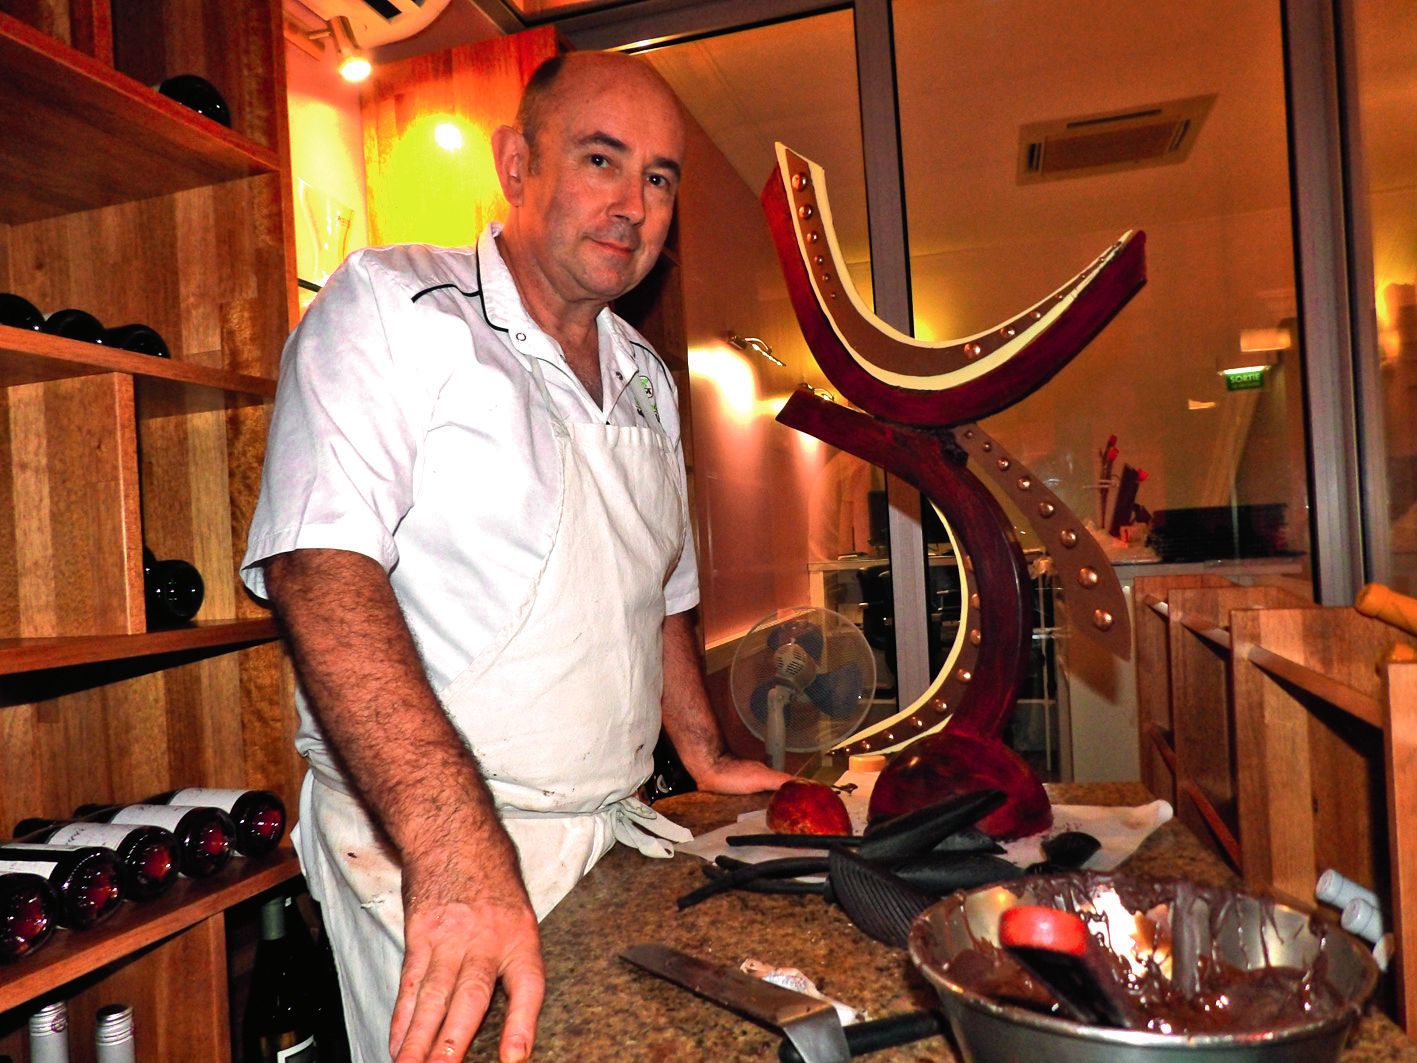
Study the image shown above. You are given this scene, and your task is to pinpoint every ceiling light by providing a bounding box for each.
[434,122,463,151]
[305,16,371,83]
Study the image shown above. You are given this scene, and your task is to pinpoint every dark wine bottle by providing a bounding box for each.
[102,323,171,358]
[0,844,122,929]
[75,804,234,879]
[28,1001,70,1063]
[287,897,351,1063]
[94,1004,136,1063]
[156,75,232,127]
[0,872,59,963]
[40,308,106,344]
[243,898,320,1062]
[142,551,205,628]
[0,292,44,331]
[145,788,286,857]
[14,820,181,902]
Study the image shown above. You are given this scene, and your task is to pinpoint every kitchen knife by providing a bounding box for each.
[622,943,852,1063]
[622,945,944,1062]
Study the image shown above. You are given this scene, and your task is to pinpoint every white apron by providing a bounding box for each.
[295,355,692,1062]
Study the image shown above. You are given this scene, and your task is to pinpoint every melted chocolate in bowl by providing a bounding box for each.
[909,873,1379,1062]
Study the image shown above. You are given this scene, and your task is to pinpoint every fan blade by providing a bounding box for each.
[768,619,824,661]
[802,664,865,720]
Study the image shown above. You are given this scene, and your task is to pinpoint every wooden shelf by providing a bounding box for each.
[0,325,276,400]
[0,618,279,676]
[0,849,300,1013]
[1246,644,1385,728]
[0,12,279,224]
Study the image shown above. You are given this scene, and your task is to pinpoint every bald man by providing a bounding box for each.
[242,53,788,1063]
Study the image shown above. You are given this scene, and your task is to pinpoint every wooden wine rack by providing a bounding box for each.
[0,3,303,1059]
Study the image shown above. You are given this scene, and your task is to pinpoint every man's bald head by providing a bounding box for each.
[515,52,680,168]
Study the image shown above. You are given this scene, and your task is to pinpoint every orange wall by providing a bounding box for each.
[361,27,559,248]
[677,117,838,647]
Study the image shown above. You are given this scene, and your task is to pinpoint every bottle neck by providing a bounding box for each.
[260,897,288,942]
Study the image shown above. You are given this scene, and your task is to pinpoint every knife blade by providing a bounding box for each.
[621,944,851,1063]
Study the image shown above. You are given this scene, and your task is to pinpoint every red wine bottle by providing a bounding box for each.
[0,292,44,331]
[0,844,123,929]
[41,308,106,343]
[146,788,286,857]
[14,820,181,902]
[156,74,232,127]
[102,323,171,358]
[75,804,234,879]
[140,548,205,627]
[0,872,59,963]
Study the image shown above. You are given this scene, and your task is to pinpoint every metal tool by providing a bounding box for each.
[622,944,852,1063]
[622,943,944,1062]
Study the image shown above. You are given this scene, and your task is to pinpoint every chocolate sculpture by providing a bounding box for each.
[762,144,1146,755]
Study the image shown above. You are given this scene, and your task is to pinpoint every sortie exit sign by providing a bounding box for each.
[1224,368,1265,391]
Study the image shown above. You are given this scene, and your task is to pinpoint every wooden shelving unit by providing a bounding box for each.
[0,851,300,1013]
[0,11,278,224]
[0,2,301,1058]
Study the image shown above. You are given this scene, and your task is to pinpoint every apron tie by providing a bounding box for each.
[608,797,693,858]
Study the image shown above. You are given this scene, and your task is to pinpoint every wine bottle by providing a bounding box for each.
[288,897,351,1063]
[146,788,286,857]
[155,75,232,127]
[14,820,181,902]
[141,550,205,627]
[101,323,171,358]
[0,292,44,331]
[75,804,234,879]
[28,1001,70,1063]
[94,1004,137,1063]
[243,898,320,1062]
[0,844,122,929]
[40,308,106,344]
[0,872,59,963]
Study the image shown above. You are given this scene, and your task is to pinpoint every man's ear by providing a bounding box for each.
[492,125,529,205]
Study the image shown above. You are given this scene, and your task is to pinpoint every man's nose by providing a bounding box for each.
[611,176,646,225]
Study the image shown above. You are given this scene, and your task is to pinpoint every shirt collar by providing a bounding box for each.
[476,223,646,388]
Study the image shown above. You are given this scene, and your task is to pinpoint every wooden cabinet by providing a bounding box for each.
[0,4,302,1058]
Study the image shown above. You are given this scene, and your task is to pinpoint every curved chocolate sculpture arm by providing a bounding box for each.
[762,144,1147,428]
[953,423,1131,660]
[777,389,1031,746]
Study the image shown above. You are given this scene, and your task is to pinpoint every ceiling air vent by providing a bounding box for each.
[302,0,451,47]
[1017,94,1215,184]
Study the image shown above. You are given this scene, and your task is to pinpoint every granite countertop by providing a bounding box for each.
[468,783,1417,1062]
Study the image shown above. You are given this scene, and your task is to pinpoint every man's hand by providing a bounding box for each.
[390,846,543,1063]
[691,753,792,795]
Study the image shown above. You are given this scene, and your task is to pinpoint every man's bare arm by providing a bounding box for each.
[660,610,790,794]
[264,549,542,1063]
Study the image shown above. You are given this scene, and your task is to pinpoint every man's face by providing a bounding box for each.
[515,64,684,308]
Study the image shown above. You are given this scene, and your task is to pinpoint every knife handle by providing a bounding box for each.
[777,1010,945,1062]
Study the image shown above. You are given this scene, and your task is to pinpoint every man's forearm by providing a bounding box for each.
[660,610,790,794]
[264,549,513,875]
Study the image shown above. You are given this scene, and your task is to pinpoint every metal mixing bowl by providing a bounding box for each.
[908,872,1378,1062]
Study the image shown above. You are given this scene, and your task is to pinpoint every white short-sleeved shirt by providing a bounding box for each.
[241,225,699,697]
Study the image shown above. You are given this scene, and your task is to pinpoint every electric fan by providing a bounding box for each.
[728,607,876,770]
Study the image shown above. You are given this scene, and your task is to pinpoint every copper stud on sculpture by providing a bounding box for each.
[970,592,981,608]
[965,343,982,359]
[821,272,832,283]
[1060,528,1078,547]
[1094,609,1115,631]
[955,668,973,683]
[1038,501,1055,518]
[935,701,949,715]
[815,255,825,266]
[996,458,1011,472]
[1077,566,1100,588]
[798,204,815,220]
[1017,476,1032,491]
[808,231,820,244]
[964,429,974,439]
[969,628,982,646]
[791,171,811,190]
[982,441,993,452]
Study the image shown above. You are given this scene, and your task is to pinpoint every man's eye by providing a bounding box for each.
[647,173,674,191]
[588,153,609,167]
